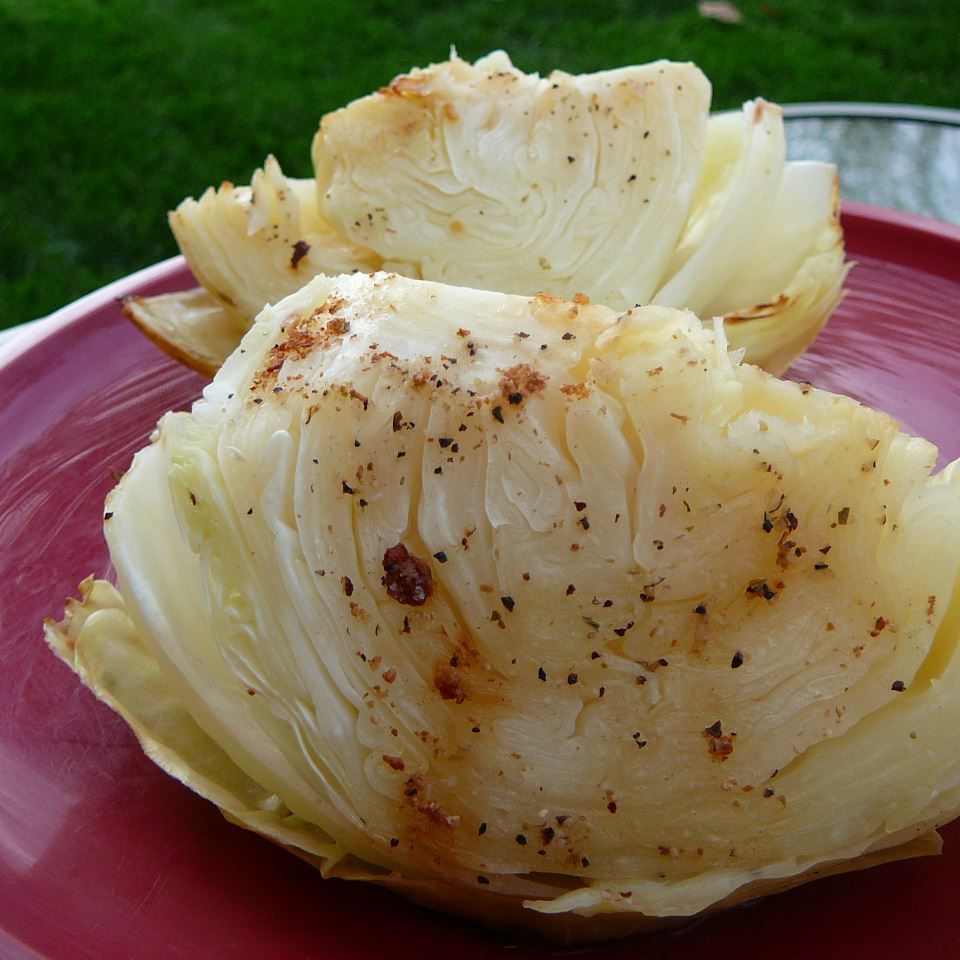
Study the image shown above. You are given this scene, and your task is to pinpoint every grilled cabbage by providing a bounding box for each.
[126,51,846,378]
[49,272,960,941]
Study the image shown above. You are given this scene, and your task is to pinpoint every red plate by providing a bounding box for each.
[1,203,958,960]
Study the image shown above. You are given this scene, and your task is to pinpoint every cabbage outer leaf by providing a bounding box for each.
[169,155,383,324]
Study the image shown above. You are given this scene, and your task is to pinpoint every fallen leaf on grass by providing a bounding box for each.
[698,1,743,24]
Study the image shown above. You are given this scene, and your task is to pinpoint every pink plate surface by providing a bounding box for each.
[1,203,959,960]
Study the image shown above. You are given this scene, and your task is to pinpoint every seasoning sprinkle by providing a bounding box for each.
[382,544,433,606]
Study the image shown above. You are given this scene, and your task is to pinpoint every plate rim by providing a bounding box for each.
[841,199,960,245]
[0,254,187,368]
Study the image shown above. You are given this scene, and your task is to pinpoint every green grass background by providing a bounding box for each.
[3,0,959,330]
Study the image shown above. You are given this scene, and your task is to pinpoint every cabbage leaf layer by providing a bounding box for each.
[50,272,959,939]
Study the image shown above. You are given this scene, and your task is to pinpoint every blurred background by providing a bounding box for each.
[4,0,959,330]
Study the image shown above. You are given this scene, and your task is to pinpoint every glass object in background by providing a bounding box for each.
[784,103,960,226]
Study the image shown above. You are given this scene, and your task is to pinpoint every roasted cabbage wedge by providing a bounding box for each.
[125,50,846,378]
[49,272,960,942]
